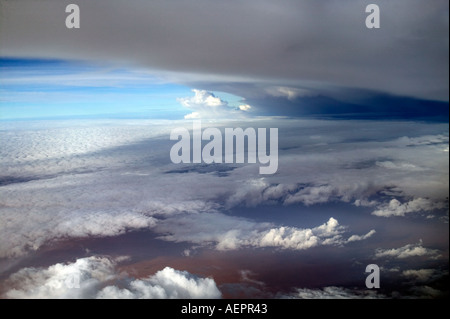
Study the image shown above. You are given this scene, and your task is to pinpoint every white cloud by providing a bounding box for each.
[353,199,379,207]
[375,161,422,171]
[347,229,376,242]
[375,241,441,259]
[3,256,221,299]
[256,217,345,249]
[97,267,221,299]
[184,111,201,119]
[4,256,116,299]
[284,185,339,206]
[372,198,447,217]
[178,89,249,119]
[238,104,252,111]
[156,213,372,251]
[280,286,386,299]
[282,283,448,299]
[0,209,156,259]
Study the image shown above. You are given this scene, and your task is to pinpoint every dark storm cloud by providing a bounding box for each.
[191,83,449,120]
[1,0,448,103]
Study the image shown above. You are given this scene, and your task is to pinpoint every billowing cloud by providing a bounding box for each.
[4,256,117,299]
[375,241,441,259]
[3,256,221,299]
[97,267,221,299]
[178,89,250,119]
[155,213,373,251]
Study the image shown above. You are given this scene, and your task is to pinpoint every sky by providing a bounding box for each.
[0,0,448,300]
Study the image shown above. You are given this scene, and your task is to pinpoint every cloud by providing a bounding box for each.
[178,89,250,119]
[3,256,221,299]
[409,286,446,299]
[239,270,265,286]
[0,118,448,298]
[347,230,376,242]
[284,185,342,206]
[2,0,448,102]
[265,86,317,101]
[0,209,156,259]
[280,286,386,299]
[372,198,447,217]
[238,104,252,111]
[375,241,441,259]
[256,217,345,249]
[155,213,372,251]
[375,161,423,171]
[402,269,437,282]
[4,256,116,299]
[281,283,449,299]
[97,267,221,299]
[1,119,448,260]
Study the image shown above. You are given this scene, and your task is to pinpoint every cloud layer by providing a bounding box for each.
[0,119,447,260]
[1,0,448,102]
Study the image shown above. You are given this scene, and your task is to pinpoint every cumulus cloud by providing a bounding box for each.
[178,89,250,119]
[97,267,221,299]
[256,217,345,249]
[372,198,447,217]
[3,256,221,299]
[155,212,373,251]
[280,286,386,299]
[4,256,116,299]
[375,241,441,259]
